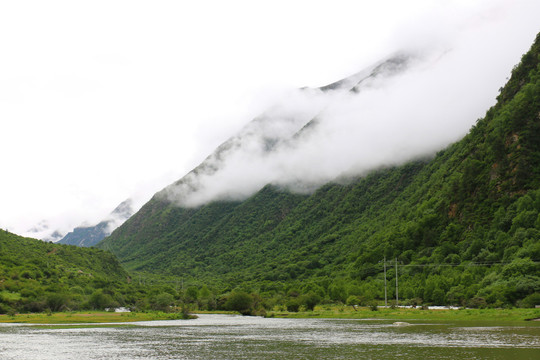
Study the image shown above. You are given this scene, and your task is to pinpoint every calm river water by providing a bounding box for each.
[1,314,539,359]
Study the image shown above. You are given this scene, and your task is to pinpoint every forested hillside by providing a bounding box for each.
[0,229,197,314]
[98,33,540,308]
[0,230,133,313]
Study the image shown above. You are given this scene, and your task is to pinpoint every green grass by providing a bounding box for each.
[268,306,540,323]
[3,308,538,325]
[28,324,140,329]
[0,311,194,324]
[193,310,238,315]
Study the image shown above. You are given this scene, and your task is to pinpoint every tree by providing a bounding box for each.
[88,289,116,310]
[185,286,199,304]
[46,292,71,312]
[346,295,361,311]
[224,291,253,315]
[152,293,175,312]
[300,292,321,311]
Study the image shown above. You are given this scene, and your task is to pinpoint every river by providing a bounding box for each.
[1,314,539,359]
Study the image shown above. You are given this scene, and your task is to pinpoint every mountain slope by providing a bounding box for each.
[98,33,540,306]
[98,53,418,260]
[58,199,134,247]
[0,229,129,313]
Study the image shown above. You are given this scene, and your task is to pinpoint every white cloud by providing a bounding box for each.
[163,0,540,207]
[0,0,538,237]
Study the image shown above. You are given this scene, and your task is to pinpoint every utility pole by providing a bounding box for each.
[383,256,387,307]
[395,258,399,306]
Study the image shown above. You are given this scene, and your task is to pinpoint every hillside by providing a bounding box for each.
[0,230,130,313]
[98,33,540,308]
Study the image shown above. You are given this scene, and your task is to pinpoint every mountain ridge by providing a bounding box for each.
[159,52,419,208]
[58,199,134,247]
[98,33,540,307]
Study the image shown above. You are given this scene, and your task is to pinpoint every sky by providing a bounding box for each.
[1,0,539,239]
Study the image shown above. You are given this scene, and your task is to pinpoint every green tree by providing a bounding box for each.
[88,289,116,310]
[152,293,175,312]
[224,291,253,315]
[300,292,321,311]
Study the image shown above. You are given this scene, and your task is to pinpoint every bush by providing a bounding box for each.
[300,293,321,311]
[46,293,71,312]
[224,291,253,315]
[467,297,488,309]
[346,295,361,308]
[408,297,423,307]
[23,300,47,313]
[0,302,13,315]
[518,292,540,308]
[87,289,117,310]
[286,299,300,312]
[151,293,175,312]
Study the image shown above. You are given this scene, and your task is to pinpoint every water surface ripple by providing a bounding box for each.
[1,314,539,359]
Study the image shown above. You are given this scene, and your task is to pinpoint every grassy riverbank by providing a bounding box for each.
[268,306,540,323]
[0,311,193,324]
[1,307,538,324]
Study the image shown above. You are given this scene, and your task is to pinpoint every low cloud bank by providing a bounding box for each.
[162,5,540,207]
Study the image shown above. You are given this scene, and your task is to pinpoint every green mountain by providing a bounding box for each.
[0,230,130,313]
[98,33,540,307]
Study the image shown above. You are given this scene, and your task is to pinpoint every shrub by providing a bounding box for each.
[518,292,540,308]
[224,291,253,315]
[0,302,13,315]
[300,293,321,311]
[286,299,300,312]
[151,293,175,312]
[88,289,117,310]
[46,293,71,312]
[467,297,488,309]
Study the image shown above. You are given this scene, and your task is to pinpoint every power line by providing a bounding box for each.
[377,257,540,305]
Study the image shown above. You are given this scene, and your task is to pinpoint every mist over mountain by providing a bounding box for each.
[3,0,540,244]
[58,199,134,247]
[160,41,511,208]
[25,220,64,243]
[160,53,410,206]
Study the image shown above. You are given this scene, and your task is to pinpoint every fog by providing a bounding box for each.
[162,6,540,207]
[1,0,539,239]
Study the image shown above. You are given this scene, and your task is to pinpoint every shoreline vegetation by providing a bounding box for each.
[1,307,538,325]
[267,306,540,323]
[0,310,196,324]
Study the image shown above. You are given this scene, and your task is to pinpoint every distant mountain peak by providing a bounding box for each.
[319,52,414,93]
[109,199,133,220]
[58,199,134,247]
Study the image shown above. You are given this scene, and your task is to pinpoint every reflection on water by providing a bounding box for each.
[1,314,539,359]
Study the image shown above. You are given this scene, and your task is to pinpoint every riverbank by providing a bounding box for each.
[0,311,193,324]
[1,307,539,324]
[268,306,540,323]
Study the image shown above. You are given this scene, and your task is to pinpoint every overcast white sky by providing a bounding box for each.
[1,0,539,238]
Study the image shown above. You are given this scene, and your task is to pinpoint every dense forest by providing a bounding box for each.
[0,230,202,315]
[98,32,540,310]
